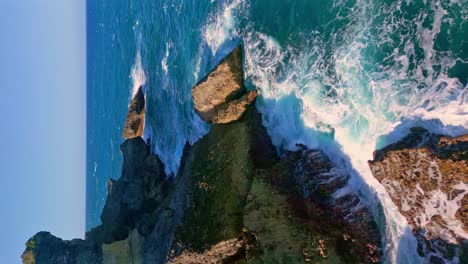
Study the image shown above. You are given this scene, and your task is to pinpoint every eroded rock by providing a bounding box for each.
[22,232,102,264]
[192,46,257,124]
[24,46,386,264]
[123,86,145,139]
[368,127,468,262]
[172,106,383,263]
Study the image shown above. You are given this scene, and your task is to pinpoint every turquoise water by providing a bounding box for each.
[87,0,467,262]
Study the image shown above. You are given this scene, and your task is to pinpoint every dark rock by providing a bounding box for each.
[22,232,102,264]
[171,106,383,263]
[24,46,386,264]
[280,148,382,263]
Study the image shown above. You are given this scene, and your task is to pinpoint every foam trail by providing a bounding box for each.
[200,0,467,262]
[130,50,146,98]
[203,0,242,55]
[161,41,171,75]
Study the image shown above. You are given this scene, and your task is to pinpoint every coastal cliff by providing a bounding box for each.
[24,46,387,263]
[369,127,468,263]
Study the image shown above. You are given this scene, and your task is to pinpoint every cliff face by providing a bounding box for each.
[369,127,468,263]
[24,46,383,264]
[169,47,382,263]
[22,231,102,264]
[169,106,382,264]
[23,136,193,264]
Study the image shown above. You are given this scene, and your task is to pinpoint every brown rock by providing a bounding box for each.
[123,86,145,139]
[192,46,257,124]
[368,127,468,261]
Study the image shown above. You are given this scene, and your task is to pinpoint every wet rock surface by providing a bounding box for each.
[369,127,468,263]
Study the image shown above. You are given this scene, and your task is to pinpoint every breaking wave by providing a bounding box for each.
[200,0,467,262]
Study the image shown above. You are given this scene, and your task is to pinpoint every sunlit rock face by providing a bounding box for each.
[123,86,145,139]
[369,127,468,262]
[192,46,257,124]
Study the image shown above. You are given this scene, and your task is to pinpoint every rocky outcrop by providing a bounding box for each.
[192,46,257,124]
[22,231,102,264]
[284,147,382,263]
[22,135,192,264]
[24,46,383,264]
[123,86,145,138]
[369,127,468,263]
[169,105,382,263]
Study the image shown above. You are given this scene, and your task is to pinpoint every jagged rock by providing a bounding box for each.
[368,127,468,262]
[171,106,383,263]
[281,147,382,263]
[168,229,256,264]
[24,47,385,264]
[123,86,145,139]
[192,46,257,124]
[171,106,260,254]
[22,135,188,264]
[22,232,102,264]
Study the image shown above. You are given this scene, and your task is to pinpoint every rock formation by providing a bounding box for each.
[24,46,383,264]
[192,46,257,124]
[169,105,382,264]
[369,127,468,263]
[123,86,145,139]
[22,231,102,264]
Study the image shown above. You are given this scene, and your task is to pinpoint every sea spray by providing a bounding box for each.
[132,0,211,175]
[88,1,467,256]
[200,0,467,262]
[130,51,146,98]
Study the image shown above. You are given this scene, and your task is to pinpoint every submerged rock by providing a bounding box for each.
[368,127,468,262]
[192,46,257,124]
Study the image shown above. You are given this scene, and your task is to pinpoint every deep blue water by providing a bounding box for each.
[87,0,467,262]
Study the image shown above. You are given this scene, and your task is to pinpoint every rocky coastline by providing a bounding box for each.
[369,128,468,263]
[23,46,466,264]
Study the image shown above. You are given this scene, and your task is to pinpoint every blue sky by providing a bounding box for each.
[0,1,86,263]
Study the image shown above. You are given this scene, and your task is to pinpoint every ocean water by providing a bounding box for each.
[87,0,467,262]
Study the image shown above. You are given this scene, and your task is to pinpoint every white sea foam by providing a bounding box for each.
[130,50,146,98]
[203,0,243,55]
[201,0,467,262]
[161,41,172,75]
[421,182,468,242]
